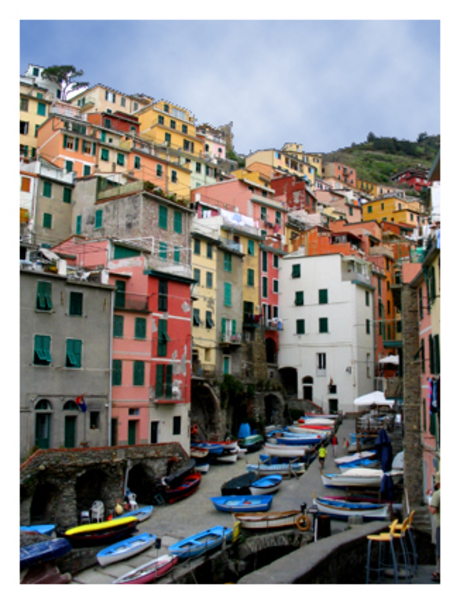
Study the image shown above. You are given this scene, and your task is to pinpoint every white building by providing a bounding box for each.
[278,250,375,414]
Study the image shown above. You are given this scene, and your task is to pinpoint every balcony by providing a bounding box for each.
[263,318,284,330]
[243,314,261,329]
[114,292,150,312]
[220,332,242,346]
[220,238,243,254]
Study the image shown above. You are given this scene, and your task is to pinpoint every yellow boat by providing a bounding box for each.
[59,516,139,545]
[65,516,138,536]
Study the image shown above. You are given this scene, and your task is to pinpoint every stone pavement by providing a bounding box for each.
[72,417,437,584]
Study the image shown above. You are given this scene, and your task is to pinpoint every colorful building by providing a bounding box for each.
[322,161,357,187]
[245,148,316,184]
[69,84,153,115]
[362,195,428,229]
[20,82,53,161]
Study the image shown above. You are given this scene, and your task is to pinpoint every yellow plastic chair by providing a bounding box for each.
[392,511,417,574]
[366,519,399,583]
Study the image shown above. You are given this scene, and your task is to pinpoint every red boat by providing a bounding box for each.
[164,472,202,504]
[113,554,178,584]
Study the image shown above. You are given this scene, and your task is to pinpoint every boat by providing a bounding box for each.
[210,449,238,464]
[20,524,55,536]
[334,450,377,465]
[221,472,258,496]
[238,434,264,452]
[164,472,202,504]
[246,462,305,477]
[20,538,72,570]
[210,495,273,513]
[287,425,330,436]
[321,468,404,489]
[116,505,154,523]
[190,446,210,459]
[236,446,247,459]
[161,458,196,488]
[313,496,391,521]
[58,517,138,546]
[299,417,336,425]
[264,442,310,458]
[191,442,225,455]
[338,458,380,471]
[233,510,310,531]
[303,413,339,420]
[317,494,402,510]
[97,532,157,567]
[21,563,72,584]
[293,422,333,432]
[249,474,282,496]
[195,460,210,474]
[113,554,178,584]
[169,525,233,559]
[276,433,323,446]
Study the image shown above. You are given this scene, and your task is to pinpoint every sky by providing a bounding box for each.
[19,19,440,156]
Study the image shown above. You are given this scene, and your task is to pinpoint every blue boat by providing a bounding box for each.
[169,526,233,559]
[97,532,157,567]
[246,462,305,477]
[276,433,323,446]
[337,458,379,470]
[249,474,282,495]
[20,524,55,536]
[20,538,72,570]
[191,442,224,455]
[116,505,154,523]
[210,495,273,513]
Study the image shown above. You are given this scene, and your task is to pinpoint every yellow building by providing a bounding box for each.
[282,143,322,177]
[69,84,153,115]
[245,148,316,184]
[20,82,53,160]
[363,195,428,227]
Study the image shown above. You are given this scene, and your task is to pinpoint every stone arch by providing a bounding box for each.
[30,481,61,524]
[191,381,221,440]
[264,393,284,426]
[279,367,298,397]
[75,467,113,517]
[265,337,278,364]
[302,376,314,401]
[127,462,158,504]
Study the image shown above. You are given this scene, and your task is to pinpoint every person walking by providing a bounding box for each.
[332,434,338,457]
[429,472,440,582]
[318,444,327,470]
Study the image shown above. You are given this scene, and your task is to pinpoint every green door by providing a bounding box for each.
[35,414,50,449]
[64,416,77,448]
[128,420,137,445]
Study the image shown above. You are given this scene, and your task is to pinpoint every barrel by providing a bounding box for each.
[316,514,331,539]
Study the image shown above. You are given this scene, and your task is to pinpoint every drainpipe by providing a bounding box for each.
[108,288,114,446]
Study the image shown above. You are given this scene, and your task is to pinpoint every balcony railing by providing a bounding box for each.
[220,332,242,345]
[262,318,284,330]
[114,292,150,312]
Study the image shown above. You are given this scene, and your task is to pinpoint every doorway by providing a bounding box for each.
[64,416,77,448]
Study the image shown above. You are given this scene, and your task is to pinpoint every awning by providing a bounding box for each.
[354,391,395,407]
[378,355,399,365]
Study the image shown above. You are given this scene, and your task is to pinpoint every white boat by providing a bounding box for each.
[236,446,247,459]
[313,497,390,521]
[321,468,403,488]
[248,474,283,496]
[97,532,156,567]
[213,452,238,463]
[334,450,377,466]
[246,462,305,477]
[233,510,308,530]
[287,425,330,436]
[264,442,310,458]
[299,417,336,425]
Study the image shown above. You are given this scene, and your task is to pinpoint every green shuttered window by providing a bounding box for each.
[133,360,145,386]
[66,339,82,368]
[34,334,52,365]
[36,281,53,311]
[135,317,147,340]
[112,359,122,385]
[114,315,124,337]
[224,282,232,306]
[69,292,83,316]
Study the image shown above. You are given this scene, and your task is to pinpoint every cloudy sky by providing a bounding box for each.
[20,19,440,156]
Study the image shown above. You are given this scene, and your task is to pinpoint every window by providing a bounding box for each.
[100,131,106,143]
[207,243,213,259]
[224,282,232,307]
[223,252,232,272]
[69,292,83,316]
[319,318,328,333]
[65,160,73,173]
[273,254,279,269]
[296,319,305,335]
[20,97,29,111]
[421,339,426,374]
[170,119,176,129]
[262,276,268,298]
[292,264,301,278]
[387,300,391,314]
[367,354,371,378]
[42,181,52,198]
[317,353,326,370]
[295,291,304,306]
[262,251,268,272]
[275,211,282,226]
[158,114,164,125]
[196,163,202,173]
[368,206,373,214]
[135,317,147,340]
[83,165,91,176]
[273,279,279,293]
[66,339,82,368]
[173,246,180,263]
[173,416,181,435]
[20,121,29,134]
[260,206,267,221]
[76,215,82,235]
[171,170,177,183]
[116,153,125,166]
[182,124,188,134]
[105,91,116,102]
[121,97,126,107]
[21,177,31,192]
[194,268,201,284]
[115,280,126,308]
[193,308,202,326]
[206,311,214,329]
[34,334,52,365]
[42,213,52,229]
[37,102,46,116]
[158,280,168,311]
[419,286,424,319]
[100,148,109,161]
[173,210,182,234]
[194,239,201,255]
[319,289,328,304]
[366,319,371,334]
[133,360,145,386]
[114,315,124,337]
[365,290,370,306]
[165,133,171,144]
[248,240,255,256]
[157,319,170,356]
[159,205,168,229]
[206,272,213,288]
[95,209,103,229]
[104,118,112,128]
[156,164,163,177]
[155,364,173,398]
[63,187,72,203]
[36,281,53,311]
[90,411,100,430]
[159,242,168,260]
[247,269,254,286]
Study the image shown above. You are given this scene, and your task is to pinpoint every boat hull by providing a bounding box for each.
[20,538,72,570]
[221,472,258,496]
[97,532,156,567]
[249,474,283,496]
[233,510,302,530]
[246,462,305,477]
[313,498,390,521]
[165,472,202,504]
[20,524,55,536]
[59,518,138,547]
[116,505,154,523]
[210,495,273,513]
[169,526,232,559]
[264,443,310,458]
[113,554,178,584]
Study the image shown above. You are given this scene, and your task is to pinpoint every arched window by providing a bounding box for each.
[35,400,52,449]
[63,400,79,411]
[35,399,52,411]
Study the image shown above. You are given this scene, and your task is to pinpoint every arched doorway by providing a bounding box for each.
[75,468,111,517]
[265,337,277,364]
[279,367,298,397]
[302,376,314,401]
[63,400,79,448]
[127,463,157,504]
[35,399,52,449]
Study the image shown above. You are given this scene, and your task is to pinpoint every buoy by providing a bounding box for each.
[295,514,311,532]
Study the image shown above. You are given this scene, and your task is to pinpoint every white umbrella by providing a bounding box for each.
[378,355,399,365]
[353,391,395,407]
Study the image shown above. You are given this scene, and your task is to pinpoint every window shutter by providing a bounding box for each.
[112,359,122,385]
[221,318,226,337]
[133,360,144,386]
[114,315,124,337]
[224,282,232,306]
[74,137,79,152]
[295,291,304,306]
[232,320,236,335]
[76,215,82,235]
[135,318,146,339]
[429,335,434,374]
[174,210,182,234]
[63,134,68,149]
[92,142,96,155]
[165,365,173,398]
[155,364,164,397]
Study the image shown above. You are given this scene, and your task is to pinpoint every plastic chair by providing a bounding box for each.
[127,492,138,511]
[392,510,417,575]
[366,519,400,583]
[80,511,90,525]
[91,500,105,523]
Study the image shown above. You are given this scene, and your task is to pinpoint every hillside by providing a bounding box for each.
[322,134,440,188]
